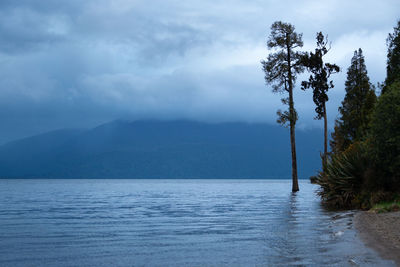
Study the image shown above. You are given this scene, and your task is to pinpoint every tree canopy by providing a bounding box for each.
[384,20,400,91]
[370,81,400,188]
[331,48,376,152]
[262,21,304,126]
[301,32,340,120]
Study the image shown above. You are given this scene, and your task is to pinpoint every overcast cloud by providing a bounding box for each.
[0,0,399,143]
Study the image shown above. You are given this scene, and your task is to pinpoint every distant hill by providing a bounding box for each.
[0,120,324,179]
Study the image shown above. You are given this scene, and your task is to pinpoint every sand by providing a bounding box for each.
[355,211,400,265]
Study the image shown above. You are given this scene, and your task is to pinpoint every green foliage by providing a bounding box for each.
[320,81,400,208]
[383,20,400,92]
[330,122,349,154]
[301,32,340,120]
[316,20,400,210]
[370,200,400,213]
[315,142,370,209]
[261,21,304,127]
[330,49,376,152]
[369,82,400,189]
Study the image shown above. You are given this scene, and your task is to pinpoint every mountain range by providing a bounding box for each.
[0,120,324,179]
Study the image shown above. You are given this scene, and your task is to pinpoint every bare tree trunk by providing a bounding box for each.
[323,102,328,166]
[287,38,299,192]
[289,89,299,192]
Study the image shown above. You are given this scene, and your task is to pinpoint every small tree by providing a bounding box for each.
[261,21,304,192]
[301,32,340,164]
[331,48,376,152]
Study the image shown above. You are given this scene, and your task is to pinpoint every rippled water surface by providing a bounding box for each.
[0,179,395,266]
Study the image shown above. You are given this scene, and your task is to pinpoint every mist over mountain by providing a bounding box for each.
[0,120,323,179]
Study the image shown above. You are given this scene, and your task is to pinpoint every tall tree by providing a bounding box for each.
[301,32,340,164]
[383,19,400,93]
[330,48,376,152]
[261,21,304,192]
[370,81,400,189]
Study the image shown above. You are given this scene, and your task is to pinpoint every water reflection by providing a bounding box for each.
[0,179,395,266]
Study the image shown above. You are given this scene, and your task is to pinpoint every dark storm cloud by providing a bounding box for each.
[0,0,399,143]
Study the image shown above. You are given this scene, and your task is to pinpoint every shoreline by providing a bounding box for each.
[355,211,400,265]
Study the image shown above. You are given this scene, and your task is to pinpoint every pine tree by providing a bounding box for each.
[383,20,400,93]
[261,21,304,192]
[330,48,376,152]
[301,32,340,163]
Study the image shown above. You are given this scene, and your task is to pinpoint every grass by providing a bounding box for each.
[370,201,400,213]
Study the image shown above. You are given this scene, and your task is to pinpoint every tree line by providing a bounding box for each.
[262,20,400,208]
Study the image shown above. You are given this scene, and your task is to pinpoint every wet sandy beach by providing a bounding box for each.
[355,211,400,265]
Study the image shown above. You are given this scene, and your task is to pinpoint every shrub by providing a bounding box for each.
[315,142,371,209]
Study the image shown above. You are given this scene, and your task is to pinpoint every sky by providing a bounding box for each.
[0,0,399,144]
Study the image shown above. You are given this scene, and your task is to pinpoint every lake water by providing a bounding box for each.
[0,179,395,266]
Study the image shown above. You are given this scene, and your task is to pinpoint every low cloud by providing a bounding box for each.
[0,0,398,143]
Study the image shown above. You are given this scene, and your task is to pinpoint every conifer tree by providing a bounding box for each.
[383,20,400,93]
[301,32,340,163]
[261,21,304,192]
[331,48,376,152]
[370,81,400,189]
